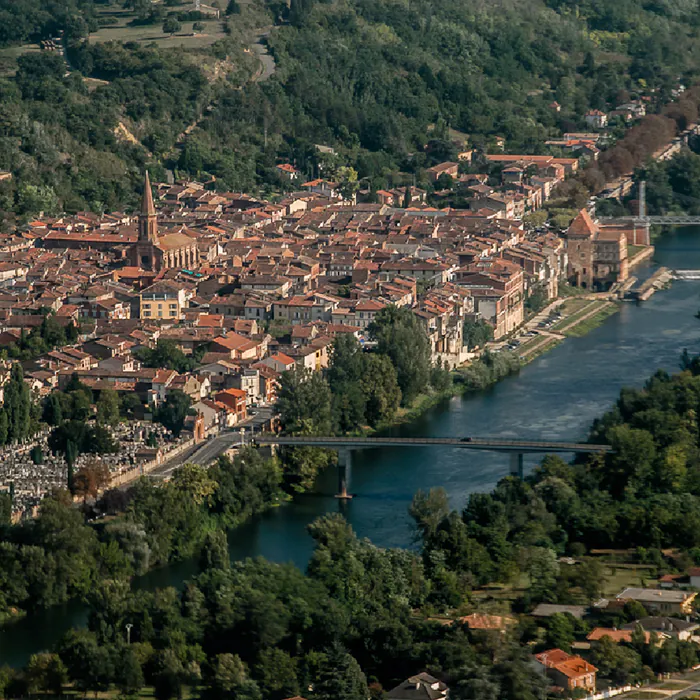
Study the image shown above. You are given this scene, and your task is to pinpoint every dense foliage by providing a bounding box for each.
[0,448,282,619]
[3,0,700,219]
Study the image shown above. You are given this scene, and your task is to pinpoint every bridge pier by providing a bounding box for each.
[509,452,524,479]
[336,448,353,499]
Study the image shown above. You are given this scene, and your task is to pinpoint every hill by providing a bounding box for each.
[1,0,700,221]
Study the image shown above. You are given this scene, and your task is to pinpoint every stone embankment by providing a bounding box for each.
[626,267,672,301]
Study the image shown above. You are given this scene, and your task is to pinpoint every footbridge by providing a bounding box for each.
[254,435,612,499]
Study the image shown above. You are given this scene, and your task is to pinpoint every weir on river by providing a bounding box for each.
[2,227,700,666]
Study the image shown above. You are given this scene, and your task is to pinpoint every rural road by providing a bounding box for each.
[250,29,276,82]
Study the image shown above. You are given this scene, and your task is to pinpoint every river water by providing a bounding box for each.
[2,228,700,666]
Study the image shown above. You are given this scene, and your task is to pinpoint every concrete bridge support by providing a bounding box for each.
[336,448,353,499]
[509,452,524,479]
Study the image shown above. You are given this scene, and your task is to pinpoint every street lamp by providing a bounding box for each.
[125,623,133,645]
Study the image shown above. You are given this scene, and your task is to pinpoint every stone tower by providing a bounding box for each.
[138,171,158,243]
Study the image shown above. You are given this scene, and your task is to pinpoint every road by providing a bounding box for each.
[250,29,276,82]
[145,406,275,479]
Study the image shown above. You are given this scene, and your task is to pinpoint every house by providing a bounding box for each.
[214,388,247,423]
[276,164,301,182]
[621,617,699,642]
[209,333,261,361]
[659,567,700,589]
[535,649,597,694]
[615,588,697,615]
[386,673,448,700]
[139,280,189,320]
[459,613,516,632]
[426,162,459,184]
[301,179,341,200]
[586,628,656,645]
[257,352,296,374]
[584,110,608,129]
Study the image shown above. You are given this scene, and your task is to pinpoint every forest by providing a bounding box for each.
[2,0,700,222]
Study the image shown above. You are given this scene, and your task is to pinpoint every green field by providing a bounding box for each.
[89,15,227,50]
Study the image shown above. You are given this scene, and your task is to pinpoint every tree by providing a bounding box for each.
[410,488,450,542]
[277,365,332,435]
[42,392,63,426]
[369,306,431,404]
[4,364,32,443]
[360,353,401,426]
[171,463,217,506]
[310,645,368,700]
[463,319,494,349]
[199,529,230,571]
[210,654,261,700]
[163,17,181,35]
[254,649,299,700]
[72,460,111,501]
[30,444,43,465]
[155,390,192,437]
[193,21,205,32]
[120,393,142,419]
[138,339,195,373]
[524,547,560,602]
[96,389,120,426]
[118,649,144,695]
[26,653,67,696]
[545,613,576,652]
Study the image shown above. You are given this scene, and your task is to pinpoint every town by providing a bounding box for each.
[0,146,655,516]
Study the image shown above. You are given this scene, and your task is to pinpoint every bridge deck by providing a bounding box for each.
[600,216,700,225]
[255,436,611,454]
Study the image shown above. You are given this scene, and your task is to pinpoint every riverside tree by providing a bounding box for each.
[369,306,431,404]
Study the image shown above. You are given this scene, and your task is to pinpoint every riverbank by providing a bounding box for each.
[371,295,624,436]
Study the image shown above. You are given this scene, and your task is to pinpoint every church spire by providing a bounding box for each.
[138,171,158,243]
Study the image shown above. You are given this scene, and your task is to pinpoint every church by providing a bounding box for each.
[128,172,199,272]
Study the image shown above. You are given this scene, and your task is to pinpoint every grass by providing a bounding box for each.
[600,564,656,597]
[656,681,691,690]
[622,693,668,700]
[89,21,227,49]
[562,303,619,337]
[550,299,598,331]
[90,3,228,49]
[518,335,562,362]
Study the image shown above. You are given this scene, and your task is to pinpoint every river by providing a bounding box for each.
[1,227,700,666]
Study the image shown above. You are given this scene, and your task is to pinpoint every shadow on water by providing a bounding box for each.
[2,227,700,665]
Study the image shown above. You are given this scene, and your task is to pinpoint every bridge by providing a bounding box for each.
[599,180,700,232]
[255,435,612,499]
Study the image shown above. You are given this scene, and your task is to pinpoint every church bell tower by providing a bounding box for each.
[138,171,158,243]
